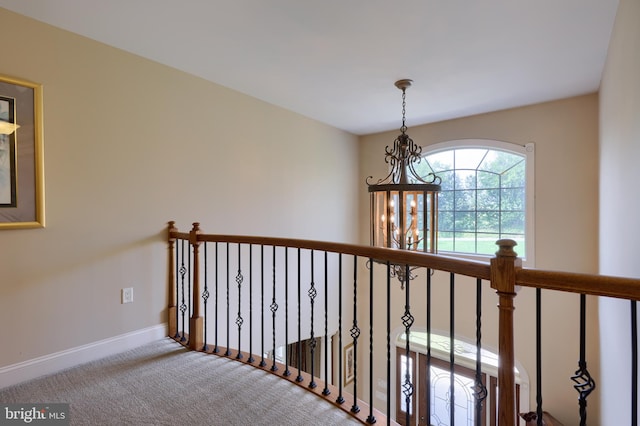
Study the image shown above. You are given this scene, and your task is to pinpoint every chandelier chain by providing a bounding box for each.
[401,88,407,135]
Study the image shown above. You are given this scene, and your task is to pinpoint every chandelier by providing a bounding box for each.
[366,79,441,287]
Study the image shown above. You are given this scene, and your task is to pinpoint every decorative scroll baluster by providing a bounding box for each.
[179,239,187,342]
[366,258,376,424]
[248,245,255,363]
[571,293,596,426]
[173,235,179,338]
[449,272,455,426]
[632,301,638,426]
[213,242,220,353]
[322,251,330,396]
[296,248,303,383]
[536,288,543,426]
[474,278,488,425]
[351,255,361,414]
[308,250,317,388]
[235,244,244,360]
[225,242,231,357]
[284,248,290,376]
[336,253,345,405]
[270,246,278,372]
[401,263,413,425]
[202,242,209,351]
[260,245,266,367]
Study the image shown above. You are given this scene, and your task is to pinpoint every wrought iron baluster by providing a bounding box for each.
[366,258,376,424]
[571,293,596,426]
[322,251,330,396]
[202,242,209,351]
[225,242,231,356]
[425,268,432,425]
[260,245,266,367]
[536,288,543,426]
[336,253,345,404]
[402,263,413,425]
[449,272,455,426]
[270,246,278,372]
[213,243,220,353]
[351,255,361,414]
[308,250,317,388]
[632,301,638,426]
[386,262,391,425]
[174,240,179,339]
[284,248,290,376]
[235,243,244,360]
[296,248,303,382]
[248,244,254,363]
[179,239,187,342]
[474,278,488,425]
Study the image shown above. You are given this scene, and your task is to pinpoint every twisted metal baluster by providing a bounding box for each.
[179,239,187,342]
[571,293,596,426]
[224,242,231,356]
[248,245,254,363]
[174,240,179,339]
[336,254,345,404]
[449,272,455,426]
[235,243,244,360]
[202,242,209,351]
[474,278,488,425]
[270,246,278,372]
[351,255,361,414]
[259,245,266,367]
[401,263,414,425]
[308,250,317,388]
[322,251,331,396]
[283,248,290,376]
[366,258,376,424]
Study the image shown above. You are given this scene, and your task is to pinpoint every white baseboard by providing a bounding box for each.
[0,324,168,389]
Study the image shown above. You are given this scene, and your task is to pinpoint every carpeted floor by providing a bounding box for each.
[0,338,361,425]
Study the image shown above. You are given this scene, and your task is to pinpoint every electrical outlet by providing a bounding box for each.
[121,287,134,304]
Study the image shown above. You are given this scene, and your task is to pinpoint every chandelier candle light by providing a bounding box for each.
[367,79,441,284]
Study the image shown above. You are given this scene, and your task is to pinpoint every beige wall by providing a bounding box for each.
[599,0,640,423]
[0,8,358,367]
[359,95,600,423]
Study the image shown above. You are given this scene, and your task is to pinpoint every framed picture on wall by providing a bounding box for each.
[0,74,44,229]
[344,342,355,386]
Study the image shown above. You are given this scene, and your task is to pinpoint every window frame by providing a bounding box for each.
[422,139,535,266]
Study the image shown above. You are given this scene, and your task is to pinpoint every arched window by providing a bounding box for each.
[416,140,534,264]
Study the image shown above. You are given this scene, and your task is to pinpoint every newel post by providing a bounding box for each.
[168,221,178,338]
[189,222,204,350]
[490,239,521,426]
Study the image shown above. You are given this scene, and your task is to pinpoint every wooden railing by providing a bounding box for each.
[167,221,640,425]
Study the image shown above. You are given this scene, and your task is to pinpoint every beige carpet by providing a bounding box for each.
[0,338,361,425]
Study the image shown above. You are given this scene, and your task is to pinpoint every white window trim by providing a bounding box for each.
[424,139,535,267]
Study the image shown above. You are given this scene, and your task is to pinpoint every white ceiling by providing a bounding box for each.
[0,0,620,135]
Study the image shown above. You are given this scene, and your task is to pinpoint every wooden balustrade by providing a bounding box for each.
[167,221,640,426]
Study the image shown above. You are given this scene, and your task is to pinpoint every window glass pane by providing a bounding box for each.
[454,148,487,170]
[501,212,524,234]
[439,190,454,211]
[438,212,454,233]
[478,149,523,174]
[454,212,475,232]
[476,233,499,255]
[477,212,500,233]
[454,190,476,211]
[426,150,454,173]
[477,188,500,211]
[501,188,524,211]
[455,170,476,190]
[431,366,476,426]
[413,159,435,179]
[502,158,526,186]
[438,231,454,251]
[438,170,455,191]
[453,232,476,253]
[477,170,500,189]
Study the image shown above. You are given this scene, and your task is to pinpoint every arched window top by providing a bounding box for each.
[416,139,535,265]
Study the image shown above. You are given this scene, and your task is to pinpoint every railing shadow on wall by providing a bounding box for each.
[167,221,640,426]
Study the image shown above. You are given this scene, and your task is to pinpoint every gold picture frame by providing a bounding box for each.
[344,342,355,386]
[0,74,44,229]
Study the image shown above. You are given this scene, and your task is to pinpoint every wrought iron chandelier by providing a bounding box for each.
[367,79,441,287]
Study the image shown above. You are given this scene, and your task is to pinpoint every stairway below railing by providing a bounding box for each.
[167,221,640,426]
